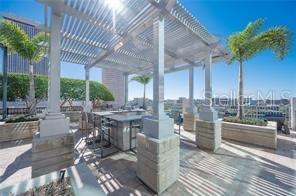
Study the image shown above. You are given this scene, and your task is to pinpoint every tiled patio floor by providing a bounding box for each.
[0,124,295,196]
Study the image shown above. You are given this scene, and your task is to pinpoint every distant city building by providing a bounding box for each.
[1,13,48,75]
[102,68,125,108]
[128,98,152,109]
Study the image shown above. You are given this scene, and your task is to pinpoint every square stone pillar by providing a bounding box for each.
[196,51,221,151]
[137,133,179,193]
[196,119,221,151]
[137,15,179,194]
[184,67,198,132]
[291,97,296,131]
[84,66,92,112]
[32,9,73,178]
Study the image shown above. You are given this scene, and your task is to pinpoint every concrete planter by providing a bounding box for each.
[0,121,39,143]
[222,121,277,149]
[63,111,82,122]
[0,163,104,195]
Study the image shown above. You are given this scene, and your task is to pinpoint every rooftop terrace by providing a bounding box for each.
[1,124,295,195]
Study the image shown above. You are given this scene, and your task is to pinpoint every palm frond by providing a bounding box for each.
[228,18,291,62]
[0,21,35,60]
[0,21,49,63]
[131,75,152,85]
[244,26,291,60]
[31,32,49,63]
[241,18,264,41]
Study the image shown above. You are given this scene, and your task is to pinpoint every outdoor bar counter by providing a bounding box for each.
[93,109,146,151]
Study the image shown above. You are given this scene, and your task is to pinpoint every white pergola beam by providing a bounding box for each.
[88,5,158,68]
[38,0,116,35]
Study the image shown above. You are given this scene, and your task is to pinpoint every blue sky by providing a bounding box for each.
[0,0,295,100]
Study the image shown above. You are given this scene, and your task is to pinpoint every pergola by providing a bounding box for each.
[35,0,229,193]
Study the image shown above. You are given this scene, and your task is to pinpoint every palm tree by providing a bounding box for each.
[0,20,48,114]
[228,18,291,119]
[131,75,152,109]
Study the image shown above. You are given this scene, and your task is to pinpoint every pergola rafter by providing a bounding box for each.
[38,0,229,74]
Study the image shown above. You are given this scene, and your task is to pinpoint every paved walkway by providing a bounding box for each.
[0,125,295,195]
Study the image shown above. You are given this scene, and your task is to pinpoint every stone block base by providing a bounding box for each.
[196,119,221,151]
[39,113,69,137]
[32,133,74,178]
[142,115,174,139]
[137,133,179,194]
[183,113,197,132]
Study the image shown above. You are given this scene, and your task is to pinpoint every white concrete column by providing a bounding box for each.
[47,12,62,114]
[199,51,217,122]
[189,67,194,103]
[183,67,197,132]
[185,67,197,114]
[33,7,72,178]
[85,67,90,102]
[84,66,91,112]
[142,15,174,139]
[152,16,165,120]
[124,73,129,106]
[39,10,69,137]
[196,52,221,151]
[205,52,213,107]
[137,15,179,193]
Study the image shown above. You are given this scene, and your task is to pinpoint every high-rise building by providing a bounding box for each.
[102,68,125,108]
[1,13,48,75]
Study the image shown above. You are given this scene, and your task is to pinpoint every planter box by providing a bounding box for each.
[222,121,277,149]
[63,111,82,122]
[0,163,104,195]
[0,121,38,143]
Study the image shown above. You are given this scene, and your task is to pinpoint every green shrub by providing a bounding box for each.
[6,115,39,123]
[0,73,114,103]
[223,116,267,126]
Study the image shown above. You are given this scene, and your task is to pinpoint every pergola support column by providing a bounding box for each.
[137,15,179,194]
[84,66,92,112]
[32,10,73,178]
[124,73,129,107]
[183,67,198,132]
[196,51,221,151]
